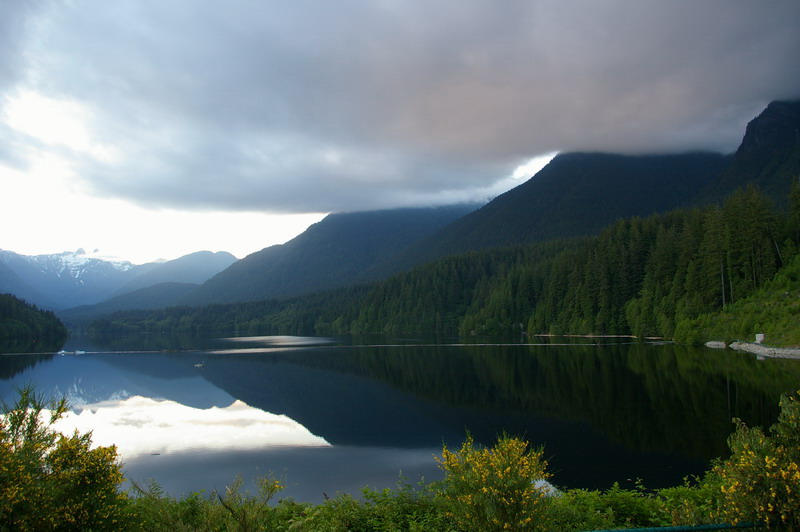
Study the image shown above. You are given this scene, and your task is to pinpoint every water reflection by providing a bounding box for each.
[1,337,799,502]
[53,396,329,456]
[220,335,337,347]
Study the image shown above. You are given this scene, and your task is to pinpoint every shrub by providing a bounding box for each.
[292,479,454,531]
[126,474,291,532]
[0,385,128,531]
[594,482,663,528]
[543,489,616,531]
[655,472,724,526]
[715,389,800,528]
[435,433,551,531]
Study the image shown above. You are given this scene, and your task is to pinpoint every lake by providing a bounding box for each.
[2,335,799,503]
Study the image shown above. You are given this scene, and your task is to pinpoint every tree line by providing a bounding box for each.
[90,181,800,343]
[0,293,68,352]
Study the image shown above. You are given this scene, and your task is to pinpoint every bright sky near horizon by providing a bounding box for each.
[1,1,799,264]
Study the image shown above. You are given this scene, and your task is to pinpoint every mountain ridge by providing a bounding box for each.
[695,99,800,207]
[179,204,480,305]
[368,151,731,278]
[0,249,235,310]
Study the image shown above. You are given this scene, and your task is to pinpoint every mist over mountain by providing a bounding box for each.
[113,251,236,296]
[368,152,730,278]
[59,282,200,328]
[177,100,796,310]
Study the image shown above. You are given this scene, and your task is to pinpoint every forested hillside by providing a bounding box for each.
[90,182,800,345]
[0,293,68,352]
[180,204,478,305]
[675,250,800,346]
[371,152,729,277]
[60,282,200,328]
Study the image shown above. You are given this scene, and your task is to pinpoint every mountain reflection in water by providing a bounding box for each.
[1,336,799,502]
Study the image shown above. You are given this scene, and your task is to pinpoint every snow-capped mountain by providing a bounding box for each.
[0,248,236,310]
[5,249,135,282]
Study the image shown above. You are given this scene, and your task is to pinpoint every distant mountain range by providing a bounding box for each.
[3,100,799,328]
[0,249,236,311]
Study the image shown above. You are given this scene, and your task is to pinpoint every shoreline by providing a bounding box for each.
[727,341,800,360]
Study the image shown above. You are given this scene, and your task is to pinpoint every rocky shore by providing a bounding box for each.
[728,341,800,360]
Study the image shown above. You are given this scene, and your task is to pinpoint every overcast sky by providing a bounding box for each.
[1,1,799,263]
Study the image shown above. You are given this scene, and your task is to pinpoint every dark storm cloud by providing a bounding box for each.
[5,0,800,213]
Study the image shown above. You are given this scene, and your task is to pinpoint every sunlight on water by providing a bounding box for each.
[220,335,336,347]
[50,396,330,457]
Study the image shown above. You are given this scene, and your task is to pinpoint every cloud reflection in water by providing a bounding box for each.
[52,396,330,457]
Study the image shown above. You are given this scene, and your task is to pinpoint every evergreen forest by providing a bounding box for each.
[0,293,68,353]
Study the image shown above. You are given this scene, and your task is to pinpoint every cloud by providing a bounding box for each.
[3,0,800,214]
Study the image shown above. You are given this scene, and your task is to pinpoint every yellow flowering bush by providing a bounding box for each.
[0,385,128,531]
[715,390,800,528]
[436,433,551,531]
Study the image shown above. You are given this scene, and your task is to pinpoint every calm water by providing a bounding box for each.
[2,335,799,503]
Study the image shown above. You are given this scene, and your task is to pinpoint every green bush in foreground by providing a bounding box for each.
[435,433,550,531]
[0,385,128,531]
[714,390,800,528]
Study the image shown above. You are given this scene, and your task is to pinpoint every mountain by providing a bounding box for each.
[372,152,730,276]
[696,99,800,207]
[113,251,236,296]
[372,101,800,276]
[59,282,200,328]
[144,102,800,308]
[0,260,56,309]
[180,204,479,305]
[0,249,137,310]
[0,249,235,310]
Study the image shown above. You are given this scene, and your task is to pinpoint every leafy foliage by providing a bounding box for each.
[0,385,128,531]
[435,433,551,531]
[714,390,800,528]
[294,480,454,532]
[127,473,288,532]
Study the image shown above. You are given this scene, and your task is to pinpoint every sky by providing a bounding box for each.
[1,1,799,264]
